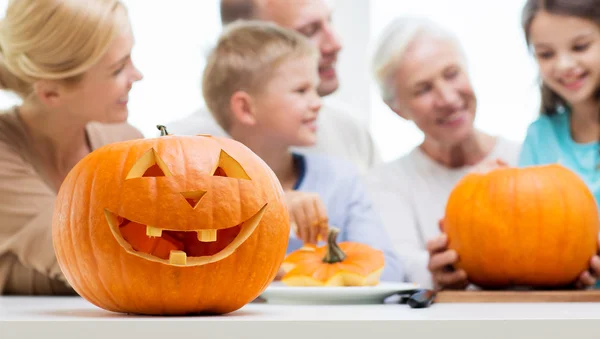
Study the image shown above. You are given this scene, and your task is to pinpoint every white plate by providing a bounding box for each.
[259,282,420,305]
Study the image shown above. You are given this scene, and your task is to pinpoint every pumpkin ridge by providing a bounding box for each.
[454,173,486,267]
[449,172,489,283]
[56,163,92,304]
[52,179,72,294]
[107,148,133,308]
[176,137,186,181]
[117,241,139,313]
[68,160,106,307]
[514,170,528,276]
[446,174,484,261]
[88,159,123,310]
[487,174,500,281]
[479,176,518,284]
[553,168,587,284]
[530,171,543,282]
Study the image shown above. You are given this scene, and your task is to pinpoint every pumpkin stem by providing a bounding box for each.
[322,227,346,264]
[156,125,169,136]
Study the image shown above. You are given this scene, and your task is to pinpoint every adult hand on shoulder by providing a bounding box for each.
[285,191,329,245]
[426,219,469,290]
[575,238,600,289]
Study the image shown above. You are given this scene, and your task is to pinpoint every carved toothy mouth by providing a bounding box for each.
[105,204,267,266]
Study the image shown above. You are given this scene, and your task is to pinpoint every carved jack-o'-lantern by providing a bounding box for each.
[52,126,290,315]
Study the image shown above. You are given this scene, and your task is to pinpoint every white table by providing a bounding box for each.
[3,296,600,339]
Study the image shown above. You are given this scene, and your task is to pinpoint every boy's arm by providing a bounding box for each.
[341,174,406,283]
[364,179,436,288]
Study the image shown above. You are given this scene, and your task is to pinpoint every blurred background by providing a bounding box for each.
[0,0,539,163]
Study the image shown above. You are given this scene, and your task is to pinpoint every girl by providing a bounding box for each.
[520,0,600,207]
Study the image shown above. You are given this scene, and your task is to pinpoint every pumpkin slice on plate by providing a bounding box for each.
[281,227,385,287]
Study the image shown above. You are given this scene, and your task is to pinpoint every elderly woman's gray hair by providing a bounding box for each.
[371,17,465,107]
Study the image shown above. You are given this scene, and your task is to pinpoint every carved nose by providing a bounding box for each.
[180,190,207,209]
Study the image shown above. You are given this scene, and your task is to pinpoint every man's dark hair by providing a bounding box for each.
[220,0,257,25]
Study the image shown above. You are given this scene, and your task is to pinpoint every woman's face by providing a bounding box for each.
[61,20,143,124]
[390,34,476,146]
[529,11,600,107]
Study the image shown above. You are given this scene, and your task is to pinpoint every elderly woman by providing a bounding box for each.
[0,0,143,295]
[366,17,521,289]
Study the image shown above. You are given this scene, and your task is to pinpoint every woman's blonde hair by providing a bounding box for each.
[0,0,128,99]
[202,20,319,131]
[371,16,464,107]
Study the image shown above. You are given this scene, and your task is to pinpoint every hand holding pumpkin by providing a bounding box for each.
[575,239,600,289]
[286,191,329,244]
[426,220,469,290]
[431,220,600,290]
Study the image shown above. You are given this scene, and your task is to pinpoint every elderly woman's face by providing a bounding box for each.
[390,35,476,145]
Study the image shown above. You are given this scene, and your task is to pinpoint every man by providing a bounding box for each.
[167,0,380,173]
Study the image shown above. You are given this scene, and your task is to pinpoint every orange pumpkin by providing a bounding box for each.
[52,126,290,315]
[280,228,385,286]
[444,164,599,289]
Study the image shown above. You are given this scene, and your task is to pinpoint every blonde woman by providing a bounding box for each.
[0,0,143,295]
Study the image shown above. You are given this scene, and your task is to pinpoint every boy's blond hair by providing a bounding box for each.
[202,20,319,131]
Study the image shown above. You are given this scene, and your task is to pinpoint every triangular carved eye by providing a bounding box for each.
[126,149,173,179]
[212,150,251,180]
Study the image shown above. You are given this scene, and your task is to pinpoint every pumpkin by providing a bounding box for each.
[443,164,599,289]
[280,228,385,286]
[52,126,290,315]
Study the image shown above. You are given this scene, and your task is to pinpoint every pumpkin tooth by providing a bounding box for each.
[169,250,187,265]
[198,230,217,242]
[146,226,163,238]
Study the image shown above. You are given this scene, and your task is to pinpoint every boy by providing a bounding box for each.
[202,21,404,282]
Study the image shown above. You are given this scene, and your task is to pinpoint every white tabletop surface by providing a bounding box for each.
[3,296,600,339]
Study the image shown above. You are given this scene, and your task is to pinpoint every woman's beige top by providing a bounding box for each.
[0,108,143,295]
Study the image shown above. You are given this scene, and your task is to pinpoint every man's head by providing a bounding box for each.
[220,0,342,97]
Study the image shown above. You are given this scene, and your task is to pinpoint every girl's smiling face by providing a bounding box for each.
[530,10,600,106]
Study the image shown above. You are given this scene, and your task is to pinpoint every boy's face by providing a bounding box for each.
[252,55,322,147]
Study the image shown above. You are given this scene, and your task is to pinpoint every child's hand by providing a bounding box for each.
[575,238,600,289]
[472,158,509,173]
[427,219,469,290]
[285,191,329,245]
[274,268,286,281]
